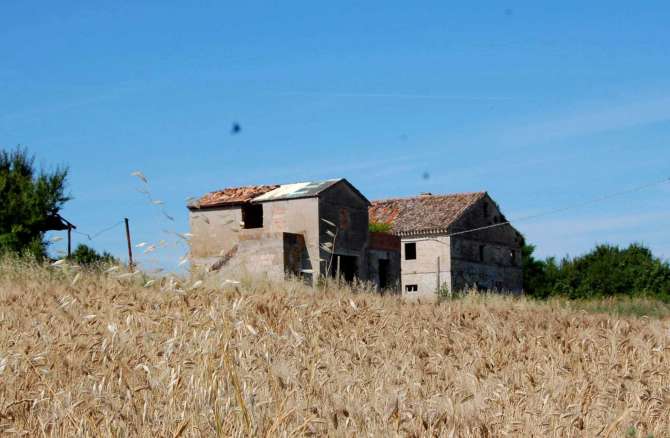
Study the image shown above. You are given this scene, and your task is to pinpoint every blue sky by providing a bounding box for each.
[1,1,669,269]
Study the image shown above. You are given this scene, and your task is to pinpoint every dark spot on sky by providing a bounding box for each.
[422,171,430,180]
[504,8,513,17]
[231,122,242,135]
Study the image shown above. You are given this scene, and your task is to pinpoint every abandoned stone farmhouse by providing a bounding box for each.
[369,192,524,299]
[188,178,401,289]
[188,179,522,297]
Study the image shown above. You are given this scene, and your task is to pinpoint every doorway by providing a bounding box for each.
[378,259,389,289]
[329,254,358,282]
[283,233,312,284]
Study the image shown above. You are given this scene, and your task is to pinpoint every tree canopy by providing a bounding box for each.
[0,147,70,257]
[70,243,116,267]
[523,242,670,300]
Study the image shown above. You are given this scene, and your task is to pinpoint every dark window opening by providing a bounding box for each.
[405,242,416,260]
[241,204,263,229]
[378,259,390,289]
[479,245,485,262]
[329,254,358,282]
[510,250,516,266]
[405,284,418,292]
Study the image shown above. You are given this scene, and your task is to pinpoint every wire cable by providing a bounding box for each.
[72,220,124,241]
[431,176,670,240]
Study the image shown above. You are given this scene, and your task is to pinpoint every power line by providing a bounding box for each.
[72,220,124,241]
[275,91,513,101]
[429,176,670,240]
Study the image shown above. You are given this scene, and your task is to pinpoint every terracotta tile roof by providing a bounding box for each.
[190,178,369,209]
[369,192,486,235]
[191,184,279,208]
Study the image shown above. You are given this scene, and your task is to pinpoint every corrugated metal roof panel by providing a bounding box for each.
[252,179,341,202]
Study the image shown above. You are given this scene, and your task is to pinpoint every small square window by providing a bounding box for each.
[479,245,485,262]
[241,204,263,229]
[405,242,416,260]
[405,284,418,292]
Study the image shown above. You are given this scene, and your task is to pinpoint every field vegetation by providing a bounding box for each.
[1,257,669,437]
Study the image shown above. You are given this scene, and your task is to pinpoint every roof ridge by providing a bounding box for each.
[205,183,279,193]
[371,191,486,204]
[205,178,342,194]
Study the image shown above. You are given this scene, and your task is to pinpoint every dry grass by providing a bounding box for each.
[1,258,669,437]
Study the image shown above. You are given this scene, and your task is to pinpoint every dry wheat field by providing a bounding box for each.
[1,259,669,437]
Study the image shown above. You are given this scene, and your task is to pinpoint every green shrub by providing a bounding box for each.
[523,242,670,301]
[369,222,392,233]
[70,243,116,267]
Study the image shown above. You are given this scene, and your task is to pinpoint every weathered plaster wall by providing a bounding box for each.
[189,206,241,261]
[399,235,452,300]
[260,197,320,278]
[189,182,373,286]
[189,198,321,282]
[210,232,286,281]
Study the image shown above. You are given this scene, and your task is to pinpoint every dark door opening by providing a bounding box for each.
[329,254,358,282]
[283,233,312,284]
[378,259,389,289]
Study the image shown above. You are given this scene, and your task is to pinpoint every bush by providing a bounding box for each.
[369,222,391,233]
[70,243,116,267]
[523,242,670,300]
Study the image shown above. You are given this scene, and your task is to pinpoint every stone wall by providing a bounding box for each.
[449,194,523,292]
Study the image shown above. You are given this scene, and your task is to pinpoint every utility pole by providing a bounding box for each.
[335,255,341,284]
[436,256,440,294]
[67,224,72,258]
[124,217,134,271]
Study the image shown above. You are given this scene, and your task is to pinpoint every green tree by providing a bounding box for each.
[70,243,116,267]
[522,239,670,300]
[564,244,670,299]
[521,242,549,298]
[0,147,70,258]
